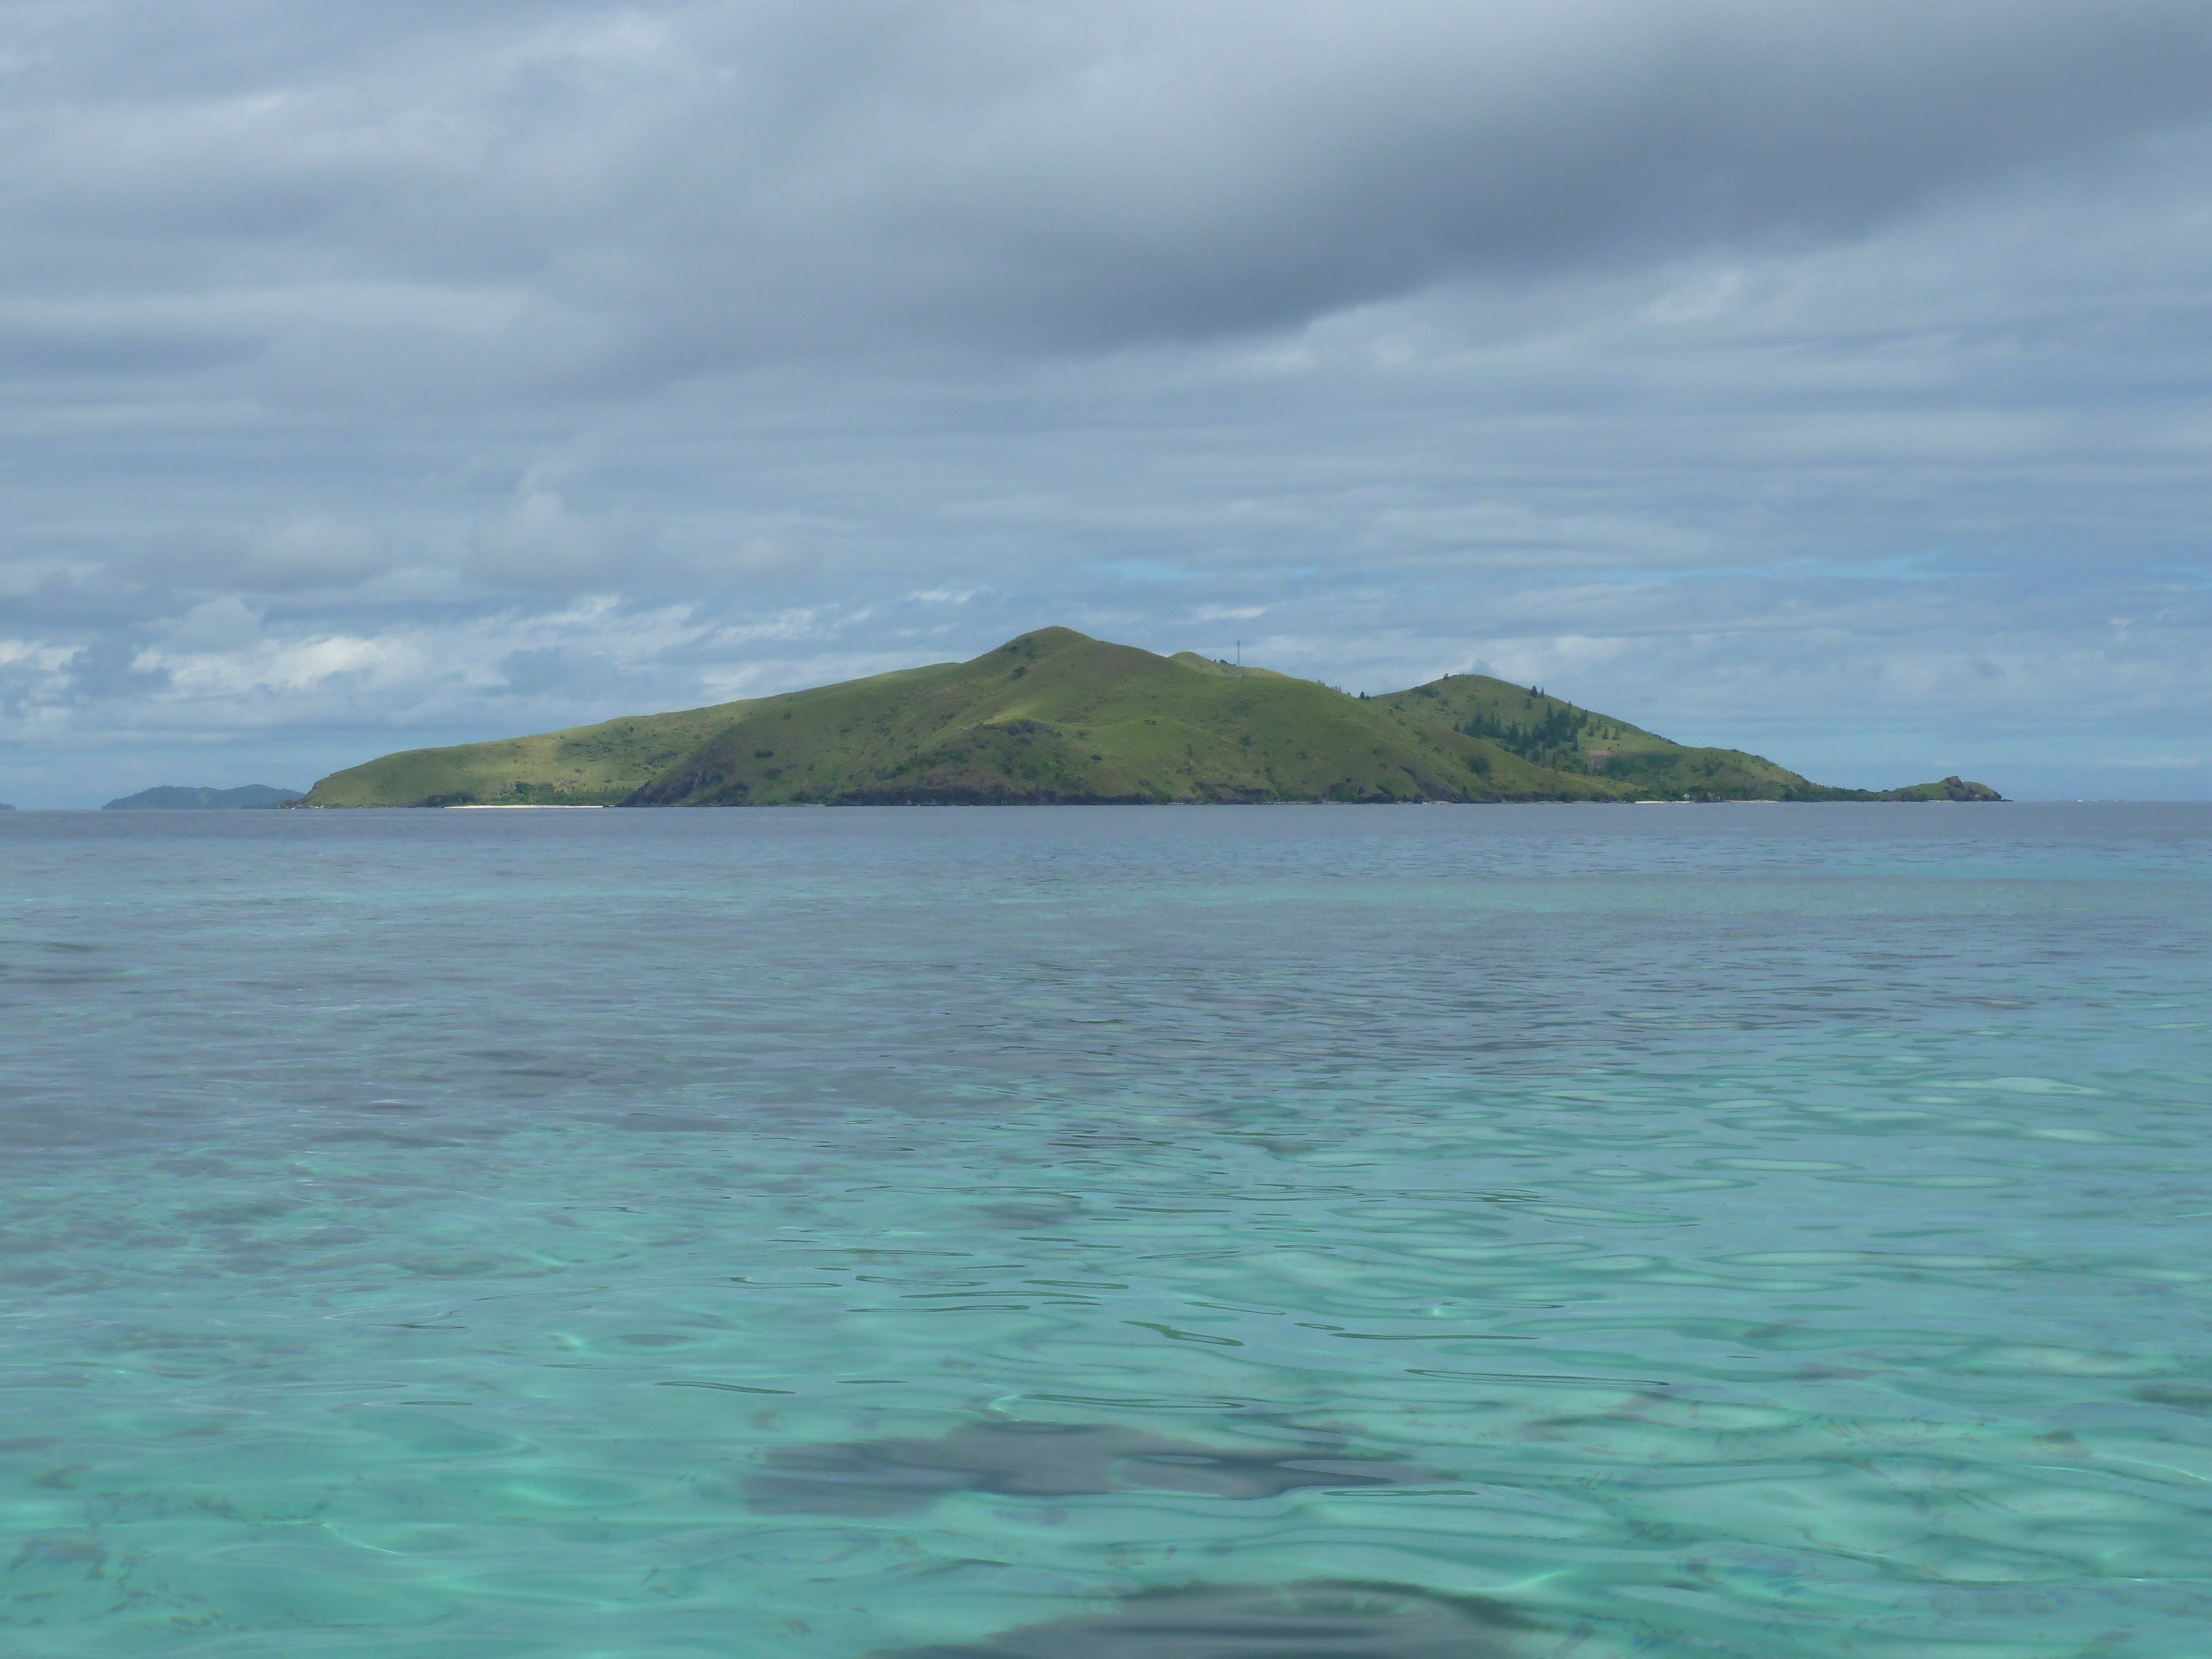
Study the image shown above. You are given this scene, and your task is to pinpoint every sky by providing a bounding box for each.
[5,0,2211,806]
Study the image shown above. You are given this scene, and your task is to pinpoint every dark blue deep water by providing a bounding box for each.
[3,804,2208,1658]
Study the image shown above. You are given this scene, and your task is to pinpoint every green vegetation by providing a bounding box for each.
[296,663,964,807]
[1374,675,1842,799]
[295,628,2001,807]
[1374,675,1998,802]
[293,699,759,807]
[624,629,1611,805]
[1877,775,2004,802]
[103,784,304,810]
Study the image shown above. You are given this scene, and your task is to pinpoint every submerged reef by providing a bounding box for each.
[871,1579,1532,1658]
[746,1420,1439,1516]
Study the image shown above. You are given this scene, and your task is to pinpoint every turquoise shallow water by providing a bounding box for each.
[2,804,2208,1658]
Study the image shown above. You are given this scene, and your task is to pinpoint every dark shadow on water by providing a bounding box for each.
[870,1580,1532,1658]
[747,1421,1440,1515]
[2138,1381,2212,1413]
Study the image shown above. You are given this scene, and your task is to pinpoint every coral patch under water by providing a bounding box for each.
[872,1579,1531,1658]
[747,1420,1438,1515]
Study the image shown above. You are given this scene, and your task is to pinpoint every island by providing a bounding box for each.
[104,785,305,810]
[292,628,2000,807]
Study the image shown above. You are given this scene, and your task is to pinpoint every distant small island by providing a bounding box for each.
[294,629,2001,808]
[104,785,305,810]
[1878,776,2002,802]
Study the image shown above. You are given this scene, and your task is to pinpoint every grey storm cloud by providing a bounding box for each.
[64,633,169,702]
[7,1,2211,390]
[135,518,392,594]
[495,644,624,699]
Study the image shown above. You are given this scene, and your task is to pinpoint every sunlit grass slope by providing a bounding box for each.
[297,666,961,806]
[296,700,766,806]
[624,629,1612,805]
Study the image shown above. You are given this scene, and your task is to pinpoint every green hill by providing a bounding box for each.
[1374,675,1869,801]
[623,629,1609,806]
[103,784,303,810]
[294,628,2000,807]
[1374,675,2002,801]
[293,697,779,807]
[1876,775,2004,802]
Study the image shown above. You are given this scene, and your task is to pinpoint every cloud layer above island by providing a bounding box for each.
[4,0,2211,802]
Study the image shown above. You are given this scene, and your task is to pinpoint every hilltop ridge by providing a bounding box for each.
[295,628,1999,807]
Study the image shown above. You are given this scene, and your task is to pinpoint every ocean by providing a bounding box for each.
[3,803,2206,1658]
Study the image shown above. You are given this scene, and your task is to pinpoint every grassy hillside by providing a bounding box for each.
[626,629,1613,805]
[1377,673,1909,801]
[296,628,2000,807]
[295,700,766,807]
